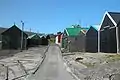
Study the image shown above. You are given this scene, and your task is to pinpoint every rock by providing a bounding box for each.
[110,74,120,80]
[75,57,83,61]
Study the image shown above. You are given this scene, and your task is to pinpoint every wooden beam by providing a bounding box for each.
[109,26,116,29]
[103,26,110,29]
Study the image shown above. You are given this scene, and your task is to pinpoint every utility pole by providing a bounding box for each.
[21,21,24,51]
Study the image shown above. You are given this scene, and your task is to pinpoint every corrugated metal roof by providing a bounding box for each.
[65,27,89,36]
[65,28,81,36]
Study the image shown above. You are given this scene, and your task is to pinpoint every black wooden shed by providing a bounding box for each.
[99,12,120,53]
[1,25,28,50]
[63,26,88,52]
[85,26,98,53]
[27,34,41,47]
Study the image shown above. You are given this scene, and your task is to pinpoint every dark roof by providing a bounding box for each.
[100,12,119,30]
[87,26,98,33]
[0,26,44,40]
[0,27,7,41]
[25,31,36,36]
[48,34,56,38]
[1,25,28,36]
[27,34,41,39]
[25,31,44,37]
[88,25,99,31]
[86,26,98,37]
[108,12,120,24]
[0,27,7,34]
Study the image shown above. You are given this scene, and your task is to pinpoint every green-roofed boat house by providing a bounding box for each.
[62,27,87,52]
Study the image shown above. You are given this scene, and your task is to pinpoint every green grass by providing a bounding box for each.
[79,61,95,68]
[105,54,120,62]
[49,38,55,44]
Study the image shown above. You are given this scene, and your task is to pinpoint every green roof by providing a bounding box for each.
[65,28,81,36]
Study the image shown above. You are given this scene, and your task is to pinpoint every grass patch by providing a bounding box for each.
[79,61,95,68]
[105,54,120,62]
[49,38,55,44]
[62,53,75,56]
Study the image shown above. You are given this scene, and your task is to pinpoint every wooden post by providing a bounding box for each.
[68,40,71,52]
[98,30,100,53]
[5,66,8,80]
[21,21,24,51]
[24,38,27,50]
[116,26,119,54]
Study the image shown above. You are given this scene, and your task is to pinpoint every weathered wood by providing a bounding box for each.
[116,26,119,54]
[98,30,100,53]
[5,66,8,80]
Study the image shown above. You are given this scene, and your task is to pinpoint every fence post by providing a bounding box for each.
[5,66,8,80]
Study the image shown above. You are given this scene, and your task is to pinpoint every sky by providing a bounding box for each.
[0,0,120,34]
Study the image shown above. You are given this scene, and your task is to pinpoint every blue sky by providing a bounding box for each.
[0,0,120,34]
